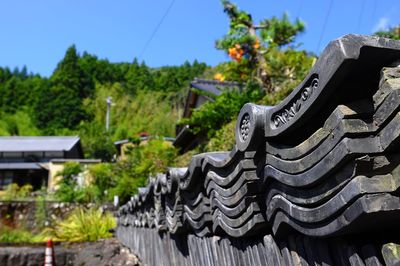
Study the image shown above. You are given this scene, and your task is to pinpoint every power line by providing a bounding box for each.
[371,0,377,31]
[316,0,334,53]
[139,0,176,59]
[356,0,366,32]
[296,0,304,19]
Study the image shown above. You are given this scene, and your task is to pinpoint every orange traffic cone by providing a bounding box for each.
[44,239,56,266]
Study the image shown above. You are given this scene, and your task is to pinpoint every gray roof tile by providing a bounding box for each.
[0,136,80,152]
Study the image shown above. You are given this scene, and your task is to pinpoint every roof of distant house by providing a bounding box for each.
[0,136,81,152]
[174,78,242,154]
[0,162,44,170]
[190,78,241,96]
[50,159,101,163]
[114,136,176,146]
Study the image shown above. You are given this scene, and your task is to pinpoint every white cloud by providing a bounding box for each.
[372,17,390,32]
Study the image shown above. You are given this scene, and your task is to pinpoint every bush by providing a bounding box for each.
[205,120,236,152]
[179,81,264,138]
[46,207,115,242]
[0,183,33,200]
[87,163,113,203]
[110,138,177,203]
[0,225,45,243]
[54,162,87,203]
[35,195,47,228]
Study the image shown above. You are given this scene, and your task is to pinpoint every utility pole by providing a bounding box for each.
[106,96,112,131]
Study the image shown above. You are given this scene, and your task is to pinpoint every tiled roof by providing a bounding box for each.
[0,136,80,152]
[0,162,43,169]
[190,78,241,96]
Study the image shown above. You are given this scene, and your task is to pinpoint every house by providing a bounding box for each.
[47,158,100,192]
[173,78,241,153]
[0,136,100,192]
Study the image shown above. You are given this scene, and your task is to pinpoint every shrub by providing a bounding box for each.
[18,184,33,198]
[47,207,116,242]
[179,81,263,138]
[205,120,236,152]
[110,138,177,203]
[87,163,114,203]
[0,183,33,200]
[35,195,47,228]
[0,225,45,243]
[54,162,83,203]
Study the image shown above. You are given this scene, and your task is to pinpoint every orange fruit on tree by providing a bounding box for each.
[228,47,237,58]
[253,39,260,49]
[214,73,226,82]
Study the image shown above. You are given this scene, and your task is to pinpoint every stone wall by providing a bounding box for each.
[0,245,75,266]
[0,201,115,230]
[117,227,400,266]
[0,239,141,266]
[116,35,400,265]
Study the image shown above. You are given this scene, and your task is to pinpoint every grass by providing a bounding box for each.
[0,225,46,243]
[0,207,115,244]
[45,207,116,242]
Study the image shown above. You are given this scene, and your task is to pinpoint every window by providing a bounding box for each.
[44,151,64,158]
[0,171,13,190]
[25,152,43,159]
[3,152,23,159]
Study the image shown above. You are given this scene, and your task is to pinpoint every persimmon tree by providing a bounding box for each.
[374,25,400,40]
[181,1,315,143]
[215,0,305,92]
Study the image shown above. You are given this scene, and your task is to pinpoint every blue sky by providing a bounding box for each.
[0,0,399,77]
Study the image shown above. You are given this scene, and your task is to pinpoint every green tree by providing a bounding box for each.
[180,81,263,138]
[216,0,304,91]
[34,85,86,132]
[178,2,314,144]
[86,163,114,202]
[374,25,400,40]
[0,67,12,83]
[51,45,94,98]
[110,139,177,203]
[79,52,127,84]
[54,162,83,203]
[82,130,116,161]
[124,59,155,94]
[34,45,94,131]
